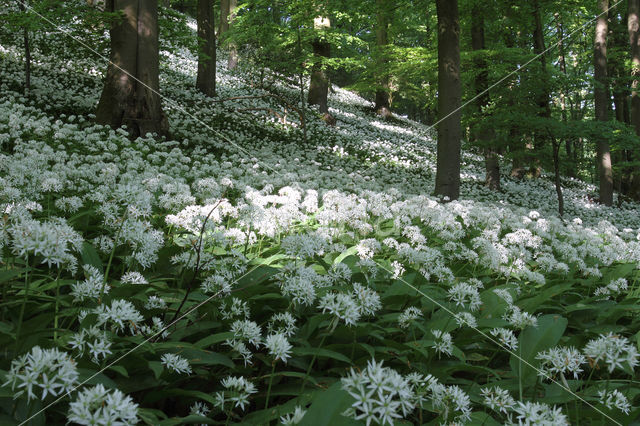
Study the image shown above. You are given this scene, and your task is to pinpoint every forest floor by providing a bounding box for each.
[0,6,640,426]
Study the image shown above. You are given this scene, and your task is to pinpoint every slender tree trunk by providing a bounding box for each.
[227,0,238,69]
[595,0,613,206]
[531,0,550,178]
[96,0,168,138]
[17,0,30,91]
[434,0,461,201]
[555,13,576,177]
[308,15,331,118]
[196,0,216,97]
[220,0,230,34]
[374,0,391,118]
[471,1,499,191]
[628,0,640,200]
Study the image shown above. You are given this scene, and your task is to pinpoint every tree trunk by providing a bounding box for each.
[308,16,331,116]
[471,1,499,191]
[555,13,576,177]
[17,0,30,92]
[96,0,168,138]
[374,0,391,118]
[227,0,238,69]
[434,0,461,201]
[628,0,640,200]
[220,0,230,34]
[595,0,613,206]
[196,0,216,97]
[531,0,550,177]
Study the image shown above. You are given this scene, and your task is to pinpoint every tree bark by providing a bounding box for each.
[308,15,331,116]
[531,0,550,178]
[96,0,168,138]
[227,0,238,69]
[374,0,391,118]
[220,0,230,34]
[555,13,576,177]
[196,0,216,97]
[434,0,461,201]
[595,0,613,206]
[471,1,499,191]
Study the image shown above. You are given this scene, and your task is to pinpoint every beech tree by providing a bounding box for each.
[434,0,461,201]
[307,11,331,117]
[96,0,168,138]
[374,0,391,118]
[594,0,613,206]
[629,0,640,199]
[196,0,216,97]
[220,0,238,69]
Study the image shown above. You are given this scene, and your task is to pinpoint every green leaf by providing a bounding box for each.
[81,242,103,271]
[293,347,352,364]
[148,361,163,380]
[333,246,358,265]
[509,314,568,386]
[297,381,359,426]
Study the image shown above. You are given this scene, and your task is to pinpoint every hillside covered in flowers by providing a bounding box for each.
[1,4,640,426]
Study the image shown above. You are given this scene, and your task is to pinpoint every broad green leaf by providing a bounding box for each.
[297,381,359,426]
[293,347,352,364]
[509,314,567,386]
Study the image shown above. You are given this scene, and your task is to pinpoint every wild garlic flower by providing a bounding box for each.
[341,359,416,426]
[229,320,262,347]
[161,353,192,375]
[431,330,453,357]
[265,333,292,363]
[67,384,138,426]
[454,312,477,328]
[55,196,83,213]
[71,264,106,302]
[508,401,568,426]
[598,389,631,414]
[277,264,322,306]
[3,346,79,400]
[398,306,423,329]
[594,278,628,300]
[120,271,148,285]
[68,325,112,364]
[328,262,352,283]
[214,376,257,411]
[503,306,538,329]
[201,274,232,295]
[536,346,585,380]
[447,282,482,311]
[139,316,169,339]
[144,295,167,310]
[490,328,518,351]
[481,387,516,414]
[356,258,379,280]
[583,332,639,373]
[430,383,472,424]
[189,401,211,417]
[267,312,297,337]
[219,297,250,320]
[280,406,307,425]
[352,283,381,316]
[9,216,82,271]
[356,238,381,259]
[281,233,327,259]
[94,299,144,335]
[318,292,361,326]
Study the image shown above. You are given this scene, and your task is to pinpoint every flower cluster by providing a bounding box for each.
[67,384,139,426]
[3,346,79,400]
